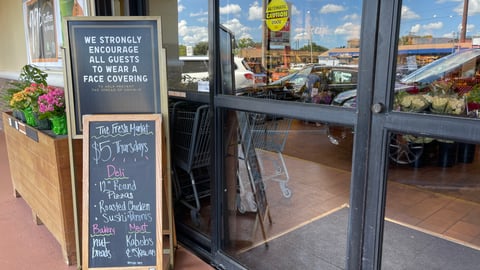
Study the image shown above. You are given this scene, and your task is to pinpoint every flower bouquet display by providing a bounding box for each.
[10,83,50,128]
[395,91,431,112]
[5,65,50,126]
[428,81,465,115]
[37,87,67,135]
[426,81,465,166]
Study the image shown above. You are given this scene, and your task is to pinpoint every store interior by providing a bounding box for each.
[172,114,480,268]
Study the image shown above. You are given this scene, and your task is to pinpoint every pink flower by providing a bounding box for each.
[37,87,66,119]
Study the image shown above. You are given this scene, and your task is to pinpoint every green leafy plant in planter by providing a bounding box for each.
[3,65,48,104]
[3,65,49,124]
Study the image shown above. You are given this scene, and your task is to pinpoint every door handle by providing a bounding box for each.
[371,103,384,114]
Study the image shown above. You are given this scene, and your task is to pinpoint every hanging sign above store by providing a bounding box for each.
[265,0,289,32]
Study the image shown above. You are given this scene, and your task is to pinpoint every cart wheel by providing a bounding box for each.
[389,134,424,165]
[280,183,292,198]
[237,196,246,214]
[190,209,201,227]
[246,192,257,212]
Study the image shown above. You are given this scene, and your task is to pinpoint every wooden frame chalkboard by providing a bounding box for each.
[82,114,162,270]
[63,17,164,138]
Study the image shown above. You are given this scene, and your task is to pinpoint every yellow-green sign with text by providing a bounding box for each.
[266,0,289,32]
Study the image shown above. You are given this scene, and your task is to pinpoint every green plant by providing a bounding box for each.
[9,83,49,111]
[3,65,48,108]
[465,84,480,104]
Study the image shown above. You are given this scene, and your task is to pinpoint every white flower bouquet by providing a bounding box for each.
[396,92,430,112]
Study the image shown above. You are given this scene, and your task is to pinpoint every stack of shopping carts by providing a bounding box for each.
[170,101,211,226]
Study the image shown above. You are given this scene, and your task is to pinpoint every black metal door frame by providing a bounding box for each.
[197,0,480,269]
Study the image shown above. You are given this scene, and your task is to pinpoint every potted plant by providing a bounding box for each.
[3,65,49,123]
[37,87,67,135]
[10,83,51,129]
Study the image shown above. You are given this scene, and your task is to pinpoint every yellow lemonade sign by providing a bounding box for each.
[266,0,289,32]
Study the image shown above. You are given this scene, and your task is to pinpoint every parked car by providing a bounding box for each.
[290,63,306,70]
[179,56,255,90]
[240,64,358,101]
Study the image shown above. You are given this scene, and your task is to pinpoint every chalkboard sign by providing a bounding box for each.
[82,114,162,269]
[64,17,164,137]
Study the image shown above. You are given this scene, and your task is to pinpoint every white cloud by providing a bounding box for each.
[222,18,253,40]
[320,4,345,14]
[178,19,208,46]
[410,24,421,34]
[293,31,308,41]
[408,22,445,36]
[465,0,480,16]
[408,21,444,35]
[248,1,263,20]
[423,21,444,31]
[343,13,360,21]
[220,4,241,15]
[178,4,185,13]
[190,10,208,17]
[334,22,360,40]
[401,6,420,20]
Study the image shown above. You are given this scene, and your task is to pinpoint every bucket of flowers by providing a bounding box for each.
[4,65,48,122]
[10,83,50,128]
[395,91,431,113]
[428,81,465,116]
[37,87,67,135]
[465,84,480,117]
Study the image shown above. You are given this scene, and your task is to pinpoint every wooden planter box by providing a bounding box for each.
[2,112,82,265]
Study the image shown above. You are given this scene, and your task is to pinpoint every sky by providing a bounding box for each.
[177,0,480,50]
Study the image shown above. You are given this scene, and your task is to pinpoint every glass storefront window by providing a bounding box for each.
[175,0,363,102]
[393,1,480,119]
[222,109,353,269]
[384,132,480,269]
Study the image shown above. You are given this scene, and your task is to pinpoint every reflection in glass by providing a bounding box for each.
[223,109,353,269]
[384,132,480,268]
[214,0,362,106]
[395,1,480,119]
[170,100,212,231]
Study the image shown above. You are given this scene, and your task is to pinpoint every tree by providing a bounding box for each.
[298,42,328,52]
[178,45,187,56]
[194,41,209,55]
[237,37,256,49]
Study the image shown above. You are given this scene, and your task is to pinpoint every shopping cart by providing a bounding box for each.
[236,111,292,245]
[237,112,292,204]
[171,102,211,226]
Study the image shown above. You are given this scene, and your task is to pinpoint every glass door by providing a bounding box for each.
[343,0,480,269]
[379,1,480,269]
[210,0,362,269]
[172,0,480,269]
